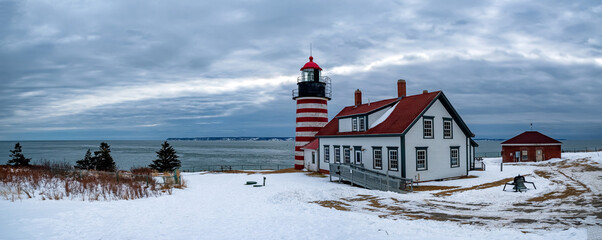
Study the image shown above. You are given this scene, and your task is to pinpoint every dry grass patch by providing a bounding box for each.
[305,172,327,178]
[0,164,180,201]
[312,200,351,211]
[527,186,588,203]
[265,168,302,174]
[343,194,379,202]
[433,177,518,197]
[534,170,555,180]
[546,157,602,172]
[412,185,460,192]
[529,168,591,203]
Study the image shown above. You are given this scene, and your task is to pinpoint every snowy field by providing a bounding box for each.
[1,152,600,240]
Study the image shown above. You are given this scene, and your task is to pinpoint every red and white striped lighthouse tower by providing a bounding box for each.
[292,56,331,169]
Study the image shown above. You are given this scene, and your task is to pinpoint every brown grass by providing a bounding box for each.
[412,185,460,192]
[433,177,519,197]
[263,168,302,174]
[312,200,351,211]
[130,167,153,176]
[305,172,328,178]
[343,194,379,202]
[528,170,590,203]
[0,164,182,201]
[527,186,588,202]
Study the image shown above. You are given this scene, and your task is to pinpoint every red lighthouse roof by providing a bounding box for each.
[300,56,323,71]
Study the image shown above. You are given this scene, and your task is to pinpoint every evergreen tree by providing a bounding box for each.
[94,142,116,172]
[149,141,181,172]
[75,149,94,170]
[8,142,31,166]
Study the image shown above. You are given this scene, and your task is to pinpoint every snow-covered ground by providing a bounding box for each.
[1,152,600,240]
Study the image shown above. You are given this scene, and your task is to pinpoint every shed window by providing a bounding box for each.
[522,150,528,161]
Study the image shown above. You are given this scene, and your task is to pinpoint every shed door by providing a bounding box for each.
[514,151,520,162]
[536,149,543,162]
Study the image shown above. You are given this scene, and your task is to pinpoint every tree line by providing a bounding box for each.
[6,141,181,172]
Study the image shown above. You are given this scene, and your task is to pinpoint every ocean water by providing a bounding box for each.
[1,140,601,170]
[0,140,295,171]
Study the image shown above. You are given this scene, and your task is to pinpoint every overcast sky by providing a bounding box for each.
[1,0,600,140]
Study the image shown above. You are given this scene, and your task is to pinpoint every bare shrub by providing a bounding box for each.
[0,164,184,202]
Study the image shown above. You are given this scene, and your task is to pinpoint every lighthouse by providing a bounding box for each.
[292,56,331,169]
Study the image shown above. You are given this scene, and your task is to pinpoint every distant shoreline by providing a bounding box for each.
[166,137,294,141]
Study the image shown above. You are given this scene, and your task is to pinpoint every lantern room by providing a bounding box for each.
[293,56,331,100]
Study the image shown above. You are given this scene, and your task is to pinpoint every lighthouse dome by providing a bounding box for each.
[300,56,322,71]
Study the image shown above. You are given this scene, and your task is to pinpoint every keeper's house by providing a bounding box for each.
[501,131,562,163]
[312,80,478,182]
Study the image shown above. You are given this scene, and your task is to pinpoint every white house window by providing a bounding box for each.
[359,116,365,131]
[352,118,358,132]
[373,147,382,169]
[416,147,427,171]
[450,147,459,168]
[388,148,398,171]
[343,146,351,164]
[312,152,315,164]
[423,117,434,139]
[324,145,330,163]
[334,146,340,163]
[443,118,452,139]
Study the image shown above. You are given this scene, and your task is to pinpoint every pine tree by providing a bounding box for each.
[8,142,31,166]
[75,149,94,170]
[94,142,116,172]
[149,141,181,172]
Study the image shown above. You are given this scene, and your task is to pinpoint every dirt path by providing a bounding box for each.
[310,158,602,230]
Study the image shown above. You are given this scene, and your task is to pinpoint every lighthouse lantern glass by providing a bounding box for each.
[301,69,315,82]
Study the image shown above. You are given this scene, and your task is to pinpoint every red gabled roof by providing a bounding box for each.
[501,131,562,145]
[300,56,323,71]
[302,139,319,150]
[316,91,441,136]
[337,98,399,117]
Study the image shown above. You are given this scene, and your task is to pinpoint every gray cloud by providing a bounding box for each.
[0,0,600,140]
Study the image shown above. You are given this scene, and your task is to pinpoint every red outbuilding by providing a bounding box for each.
[501,131,562,163]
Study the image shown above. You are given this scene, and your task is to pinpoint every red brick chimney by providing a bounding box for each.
[355,89,362,106]
[397,79,406,98]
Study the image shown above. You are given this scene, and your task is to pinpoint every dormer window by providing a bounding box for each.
[359,116,365,131]
[351,116,366,132]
